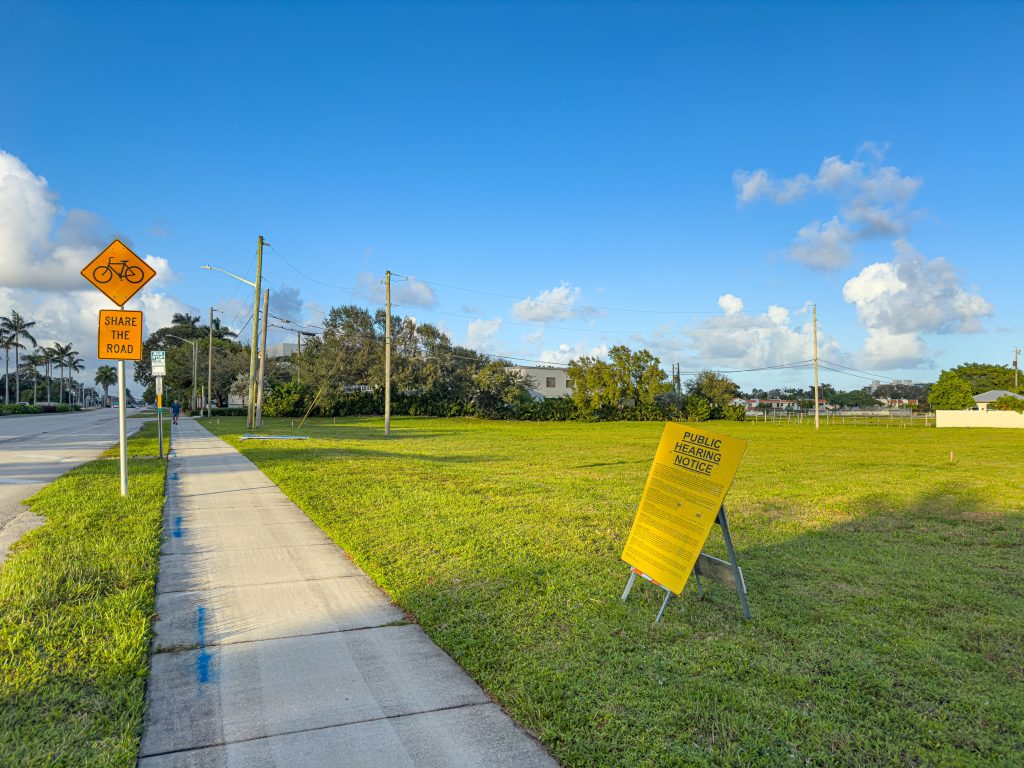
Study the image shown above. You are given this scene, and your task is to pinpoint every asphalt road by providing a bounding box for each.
[0,408,141,564]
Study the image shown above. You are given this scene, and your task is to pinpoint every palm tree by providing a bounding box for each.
[25,349,47,404]
[172,313,201,329]
[45,345,61,403]
[211,317,237,340]
[95,365,117,407]
[1,330,17,404]
[65,353,84,406]
[0,311,37,403]
[51,342,73,404]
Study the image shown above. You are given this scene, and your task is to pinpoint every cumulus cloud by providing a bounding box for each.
[513,283,583,322]
[635,297,841,372]
[0,149,189,387]
[717,294,744,315]
[734,144,922,270]
[842,239,992,367]
[466,318,502,351]
[539,340,610,365]
[790,217,854,271]
[356,272,438,308]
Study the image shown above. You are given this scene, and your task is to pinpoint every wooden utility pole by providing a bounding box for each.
[247,235,264,429]
[208,306,214,418]
[813,304,820,430]
[384,270,392,437]
[255,289,269,428]
[1014,347,1020,391]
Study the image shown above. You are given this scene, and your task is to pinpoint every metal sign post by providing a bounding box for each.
[117,358,128,495]
[81,239,159,497]
[155,375,164,459]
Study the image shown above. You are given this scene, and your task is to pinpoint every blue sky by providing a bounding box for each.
[1,1,1021,392]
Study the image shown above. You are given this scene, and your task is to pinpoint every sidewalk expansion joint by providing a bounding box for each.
[152,620,413,653]
[156,572,362,595]
[138,701,496,760]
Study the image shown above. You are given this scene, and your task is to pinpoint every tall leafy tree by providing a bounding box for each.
[0,310,36,402]
[947,362,1018,394]
[928,370,975,410]
[685,369,739,418]
[95,365,118,407]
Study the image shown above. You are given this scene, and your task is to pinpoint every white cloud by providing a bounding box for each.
[636,298,841,372]
[790,217,854,271]
[859,329,927,370]
[717,294,744,315]
[513,283,582,322]
[355,272,437,308]
[842,240,992,364]
[734,145,923,271]
[539,340,609,365]
[0,149,191,388]
[522,330,544,347]
[466,318,502,351]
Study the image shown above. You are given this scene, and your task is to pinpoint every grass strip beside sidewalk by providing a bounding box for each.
[0,430,167,765]
[104,419,171,459]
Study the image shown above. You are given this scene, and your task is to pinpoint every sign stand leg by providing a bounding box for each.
[654,588,672,623]
[117,359,128,496]
[694,572,705,599]
[717,506,751,620]
[620,571,637,601]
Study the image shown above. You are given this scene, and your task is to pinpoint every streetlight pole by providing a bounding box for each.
[201,242,263,428]
[208,307,216,418]
[247,237,265,428]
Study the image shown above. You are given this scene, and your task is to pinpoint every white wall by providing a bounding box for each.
[936,410,1024,428]
[507,366,572,399]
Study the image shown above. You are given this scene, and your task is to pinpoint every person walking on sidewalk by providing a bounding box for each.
[171,399,181,425]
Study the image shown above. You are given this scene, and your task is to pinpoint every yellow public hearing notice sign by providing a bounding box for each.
[621,423,747,595]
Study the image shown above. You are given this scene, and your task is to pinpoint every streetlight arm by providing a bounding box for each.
[200,265,257,287]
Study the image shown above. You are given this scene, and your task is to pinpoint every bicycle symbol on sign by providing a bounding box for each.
[92,257,145,284]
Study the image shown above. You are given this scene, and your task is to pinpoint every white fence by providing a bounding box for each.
[936,410,1024,429]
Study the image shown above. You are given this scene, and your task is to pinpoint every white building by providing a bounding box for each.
[506,366,573,399]
[266,342,299,359]
[973,390,1024,411]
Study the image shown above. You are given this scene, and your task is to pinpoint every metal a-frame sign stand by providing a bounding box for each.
[621,504,751,622]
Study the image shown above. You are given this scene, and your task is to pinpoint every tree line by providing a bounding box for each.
[143,303,1022,421]
[1,309,99,408]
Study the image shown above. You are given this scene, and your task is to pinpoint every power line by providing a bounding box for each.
[265,243,383,292]
[390,272,786,317]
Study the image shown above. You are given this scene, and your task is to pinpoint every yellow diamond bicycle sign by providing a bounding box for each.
[81,238,156,307]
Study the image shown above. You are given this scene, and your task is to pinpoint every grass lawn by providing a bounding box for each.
[0,425,167,766]
[104,419,171,458]
[205,416,1024,767]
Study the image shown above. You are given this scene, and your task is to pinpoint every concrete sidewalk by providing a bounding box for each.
[140,418,556,767]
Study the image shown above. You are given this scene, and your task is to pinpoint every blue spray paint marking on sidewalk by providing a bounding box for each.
[170,471,179,480]
[172,516,183,538]
[196,605,212,683]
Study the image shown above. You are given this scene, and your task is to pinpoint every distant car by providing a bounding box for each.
[16,401,30,406]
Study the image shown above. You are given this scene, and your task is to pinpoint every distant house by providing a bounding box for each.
[265,342,299,360]
[505,365,573,399]
[974,390,1024,411]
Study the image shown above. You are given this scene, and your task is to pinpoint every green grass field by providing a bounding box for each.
[0,424,167,766]
[207,416,1023,766]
